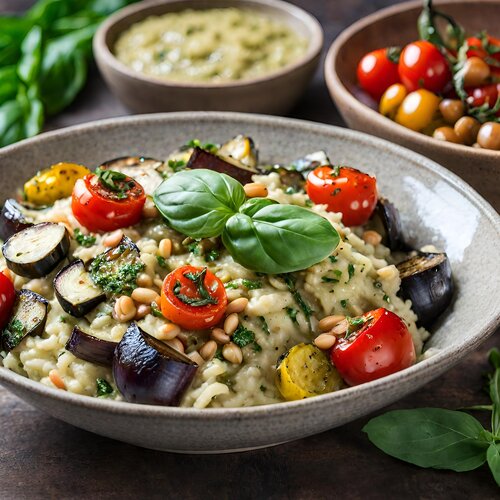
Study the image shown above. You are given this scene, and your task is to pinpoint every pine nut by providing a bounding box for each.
[211,327,231,344]
[318,315,346,332]
[154,277,164,289]
[244,182,268,198]
[362,230,382,246]
[222,342,243,364]
[49,369,66,390]
[167,337,184,353]
[142,198,160,218]
[113,296,136,322]
[377,265,398,280]
[331,319,348,336]
[135,304,151,320]
[225,297,248,315]
[158,323,180,340]
[131,287,160,305]
[224,313,239,335]
[200,340,217,361]
[103,229,123,247]
[314,333,337,350]
[187,351,205,366]
[137,273,153,288]
[158,238,172,259]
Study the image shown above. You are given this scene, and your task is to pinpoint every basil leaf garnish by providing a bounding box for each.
[487,443,500,487]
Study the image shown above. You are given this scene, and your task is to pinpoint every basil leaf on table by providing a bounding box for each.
[17,26,43,85]
[487,443,500,487]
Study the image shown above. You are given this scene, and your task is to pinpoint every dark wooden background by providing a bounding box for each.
[0,1,499,498]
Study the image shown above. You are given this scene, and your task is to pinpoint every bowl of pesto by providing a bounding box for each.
[93,0,323,114]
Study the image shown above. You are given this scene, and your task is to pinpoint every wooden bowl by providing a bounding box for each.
[94,0,323,115]
[324,0,500,211]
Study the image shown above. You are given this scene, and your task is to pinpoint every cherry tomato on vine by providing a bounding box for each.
[467,83,500,108]
[330,308,416,386]
[398,40,451,93]
[395,89,441,131]
[357,48,400,100]
[161,265,227,330]
[0,272,16,329]
[306,166,377,227]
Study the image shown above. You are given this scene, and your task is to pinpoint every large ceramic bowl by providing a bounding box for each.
[324,0,500,211]
[0,113,499,453]
[93,0,322,114]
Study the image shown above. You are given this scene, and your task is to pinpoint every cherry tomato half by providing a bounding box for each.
[306,166,377,227]
[161,265,227,330]
[72,172,146,232]
[331,307,416,386]
[398,40,451,94]
[0,272,16,329]
[357,48,400,101]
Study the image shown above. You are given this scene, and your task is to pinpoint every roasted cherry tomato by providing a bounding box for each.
[331,307,416,386]
[306,166,377,227]
[467,83,500,108]
[357,48,400,100]
[71,170,146,232]
[0,272,16,329]
[398,40,451,93]
[395,89,441,131]
[161,265,227,330]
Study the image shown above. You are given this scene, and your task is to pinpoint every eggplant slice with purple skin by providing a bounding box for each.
[367,198,407,251]
[397,252,454,327]
[54,260,106,317]
[1,289,49,351]
[0,199,33,241]
[66,326,117,366]
[113,322,198,406]
[2,222,70,278]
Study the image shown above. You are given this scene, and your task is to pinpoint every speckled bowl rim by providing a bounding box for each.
[324,0,500,160]
[0,112,498,421]
[94,0,323,89]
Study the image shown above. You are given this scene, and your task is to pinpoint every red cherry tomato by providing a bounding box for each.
[467,83,499,107]
[160,265,227,330]
[398,40,451,93]
[466,36,488,60]
[357,48,400,100]
[306,166,377,227]
[331,308,416,386]
[72,172,146,232]
[0,272,16,329]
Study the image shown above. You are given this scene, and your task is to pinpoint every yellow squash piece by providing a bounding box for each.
[275,343,342,401]
[24,162,90,205]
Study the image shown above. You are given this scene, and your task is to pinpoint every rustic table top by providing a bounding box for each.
[1,1,499,498]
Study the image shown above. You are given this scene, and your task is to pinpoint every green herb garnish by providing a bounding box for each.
[340,299,348,309]
[285,307,299,324]
[173,267,218,307]
[96,378,113,397]
[150,302,165,319]
[322,276,339,283]
[95,167,133,199]
[205,249,219,262]
[348,264,355,281]
[182,139,218,153]
[259,316,270,335]
[232,324,260,352]
[329,255,338,263]
[74,228,96,248]
[156,255,168,268]
[1,319,26,350]
[280,273,313,330]
[168,159,186,172]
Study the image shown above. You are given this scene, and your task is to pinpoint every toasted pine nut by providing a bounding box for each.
[200,340,217,361]
[224,312,239,335]
[187,351,205,366]
[158,323,180,340]
[331,319,348,336]
[362,230,382,246]
[153,277,164,289]
[113,296,136,322]
[158,238,172,259]
[314,333,337,350]
[222,342,243,365]
[211,327,231,344]
[103,229,123,247]
[225,297,248,315]
[318,315,346,332]
[244,182,268,198]
[167,337,184,353]
[131,287,160,305]
[49,369,66,390]
[377,265,398,280]
[142,198,160,218]
[135,304,151,320]
[137,273,153,288]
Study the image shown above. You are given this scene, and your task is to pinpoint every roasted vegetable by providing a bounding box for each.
[2,222,70,278]
[113,322,197,406]
[54,260,106,317]
[368,198,406,250]
[1,289,48,351]
[0,199,33,241]
[218,135,258,169]
[66,326,117,366]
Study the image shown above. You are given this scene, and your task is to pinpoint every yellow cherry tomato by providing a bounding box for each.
[275,343,342,401]
[395,89,441,131]
[379,83,407,119]
[24,162,90,205]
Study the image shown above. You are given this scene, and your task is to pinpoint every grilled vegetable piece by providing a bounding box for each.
[1,290,49,351]
[368,198,406,250]
[2,222,70,278]
[113,322,197,406]
[0,199,33,241]
[275,343,342,401]
[218,135,258,169]
[66,326,117,366]
[54,260,106,317]
[24,162,90,205]
[186,147,257,184]
[397,252,454,327]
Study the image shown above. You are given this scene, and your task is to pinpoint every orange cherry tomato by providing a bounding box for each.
[357,48,400,100]
[306,166,377,227]
[161,265,227,330]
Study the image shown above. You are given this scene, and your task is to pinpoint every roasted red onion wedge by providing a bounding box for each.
[66,326,117,366]
[0,199,33,241]
[113,322,197,406]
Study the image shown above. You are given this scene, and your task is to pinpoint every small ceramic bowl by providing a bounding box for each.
[93,0,323,115]
[324,0,500,210]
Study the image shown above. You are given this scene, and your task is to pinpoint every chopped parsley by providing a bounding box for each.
[259,316,270,335]
[156,255,168,268]
[2,319,25,350]
[173,267,218,307]
[224,279,262,290]
[214,347,224,361]
[322,276,339,283]
[329,255,338,263]
[280,273,313,330]
[330,165,341,177]
[232,324,261,352]
[150,302,165,318]
[205,249,219,262]
[345,315,369,339]
[383,294,391,303]
[96,378,113,397]
[285,307,299,324]
[95,167,135,199]
[348,264,355,281]
[340,299,349,309]
[74,228,96,248]
[59,316,67,323]
[167,159,186,172]
[182,139,218,153]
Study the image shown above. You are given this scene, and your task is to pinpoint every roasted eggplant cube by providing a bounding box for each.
[0,199,33,241]
[368,198,406,251]
[66,326,117,366]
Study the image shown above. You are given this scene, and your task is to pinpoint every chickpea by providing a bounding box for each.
[438,99,464,125]
[462,57,491,88]
[433,126,461,144]
[477,122,500,150]
[454,116,481,146]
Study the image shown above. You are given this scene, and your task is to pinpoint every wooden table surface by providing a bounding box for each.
[1,1,499,498]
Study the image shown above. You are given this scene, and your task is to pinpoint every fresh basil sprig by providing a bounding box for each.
[363,348,500,486]
[153,169,340,274]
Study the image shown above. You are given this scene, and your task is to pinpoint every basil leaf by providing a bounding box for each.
[487,443,500,487]
[222,203,339,274]
[17,25,43,85]
[363,408,490,472]
[489,364,500,436]
[153,169,245,238]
